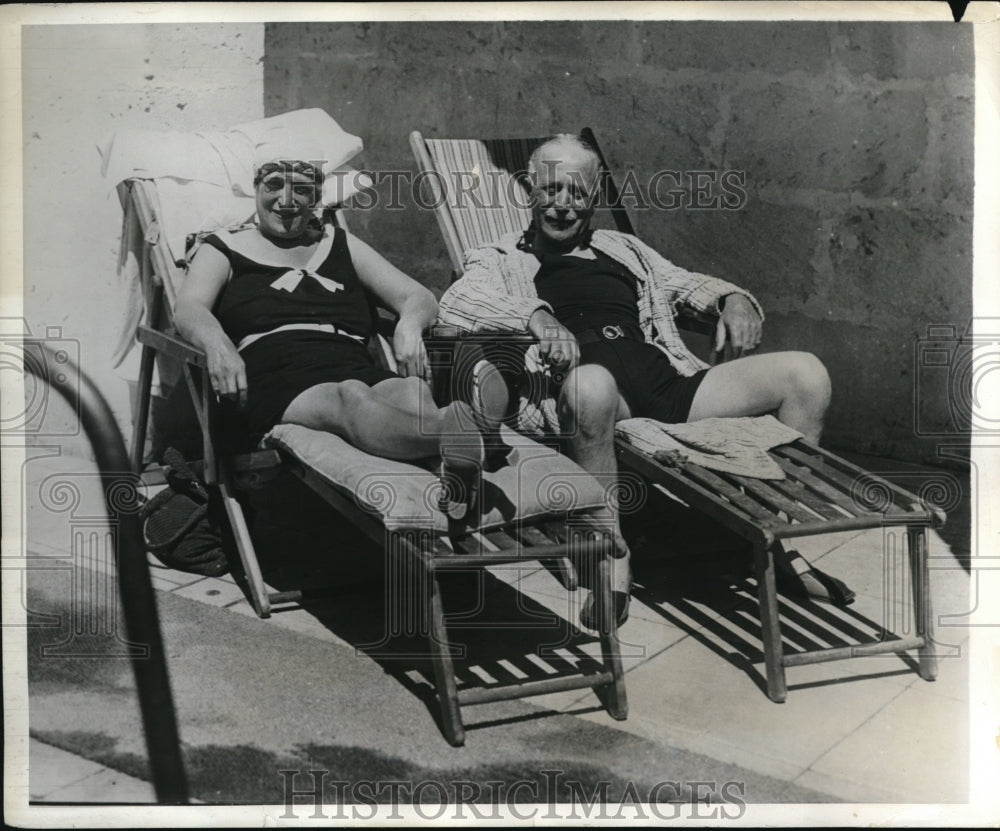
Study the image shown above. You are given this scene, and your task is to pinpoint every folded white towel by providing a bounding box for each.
[616,415,803,479]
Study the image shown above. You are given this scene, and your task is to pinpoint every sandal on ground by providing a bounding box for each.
[774,549,856,607]
[580,563,633,631]
[579,588,632,631]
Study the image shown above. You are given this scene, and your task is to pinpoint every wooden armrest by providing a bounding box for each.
[136,325,207,367]
[424,327,536,407]
[428,325,535,346]
[676,309,718,337]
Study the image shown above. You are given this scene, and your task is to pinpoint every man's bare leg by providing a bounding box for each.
[687,351,851,603]
[558,364,632,599]
[689,351,831,442]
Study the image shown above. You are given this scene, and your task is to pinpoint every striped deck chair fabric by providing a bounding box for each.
[416,137,543,276]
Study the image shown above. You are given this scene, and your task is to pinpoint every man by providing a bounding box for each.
[438,134,848,627]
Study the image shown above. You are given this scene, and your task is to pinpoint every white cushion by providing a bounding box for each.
[264,424,607,534]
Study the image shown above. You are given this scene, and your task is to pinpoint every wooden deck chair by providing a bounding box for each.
[410,128,943,702]
[116,168,628,747]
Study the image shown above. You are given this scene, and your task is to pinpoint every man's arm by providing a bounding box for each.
[637,239,765,354]
[437,245,552,333]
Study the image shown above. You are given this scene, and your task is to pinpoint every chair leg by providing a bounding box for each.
[755,541,787,702]
[596,554,628,720]
[129,342,156,474]
[424,564,465,746]
[907,526,938,682]
[218,478,271,618]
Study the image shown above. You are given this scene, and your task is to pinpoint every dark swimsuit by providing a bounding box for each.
[205,226,396,440]
[533,248,707,423]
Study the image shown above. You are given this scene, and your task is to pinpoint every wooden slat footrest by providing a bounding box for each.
[431,540,610,569]
[774,513,934,540]
[457,671,614,706]
[782,636,926,667]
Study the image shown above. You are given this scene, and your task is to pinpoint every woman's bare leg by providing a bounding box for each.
[280,377,479,460]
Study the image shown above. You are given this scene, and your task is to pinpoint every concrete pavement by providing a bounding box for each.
[17,450,973,807]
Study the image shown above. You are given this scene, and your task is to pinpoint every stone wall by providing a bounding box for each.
[21,23,264,448]
[265,21,973,464]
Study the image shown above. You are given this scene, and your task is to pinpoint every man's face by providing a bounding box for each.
[529,146,599,248]
[255,163,320,240]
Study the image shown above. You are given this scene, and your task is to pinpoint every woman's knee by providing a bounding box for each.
[281,379,372,432]
[314,380,379,430]
[332,379,371,408]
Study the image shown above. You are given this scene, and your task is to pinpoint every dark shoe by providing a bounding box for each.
[438,451,483,523]
[438,405,485,524]
[579,589,631,631]
[469,359,515,473]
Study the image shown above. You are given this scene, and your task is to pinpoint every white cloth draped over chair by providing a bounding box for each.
[102,108,372,371]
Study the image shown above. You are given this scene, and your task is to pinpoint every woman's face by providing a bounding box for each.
[255,163,321,240]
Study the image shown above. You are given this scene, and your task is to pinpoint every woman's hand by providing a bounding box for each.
[205,340,248,409]
[392,322,432,384]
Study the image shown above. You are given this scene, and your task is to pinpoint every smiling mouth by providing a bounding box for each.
[544,216,577,229]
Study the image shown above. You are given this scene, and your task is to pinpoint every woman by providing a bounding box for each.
[173,158,483,519]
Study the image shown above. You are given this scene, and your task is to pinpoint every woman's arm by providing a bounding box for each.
[347,233,436,382]
[173,243,248,407]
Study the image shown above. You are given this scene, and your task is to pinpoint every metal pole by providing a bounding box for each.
[23,339,189,803]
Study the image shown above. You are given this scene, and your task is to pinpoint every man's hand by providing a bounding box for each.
[528,308,580,373]
[392,321,432,384]
[715,293,762,357]
[205,340,248,409]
